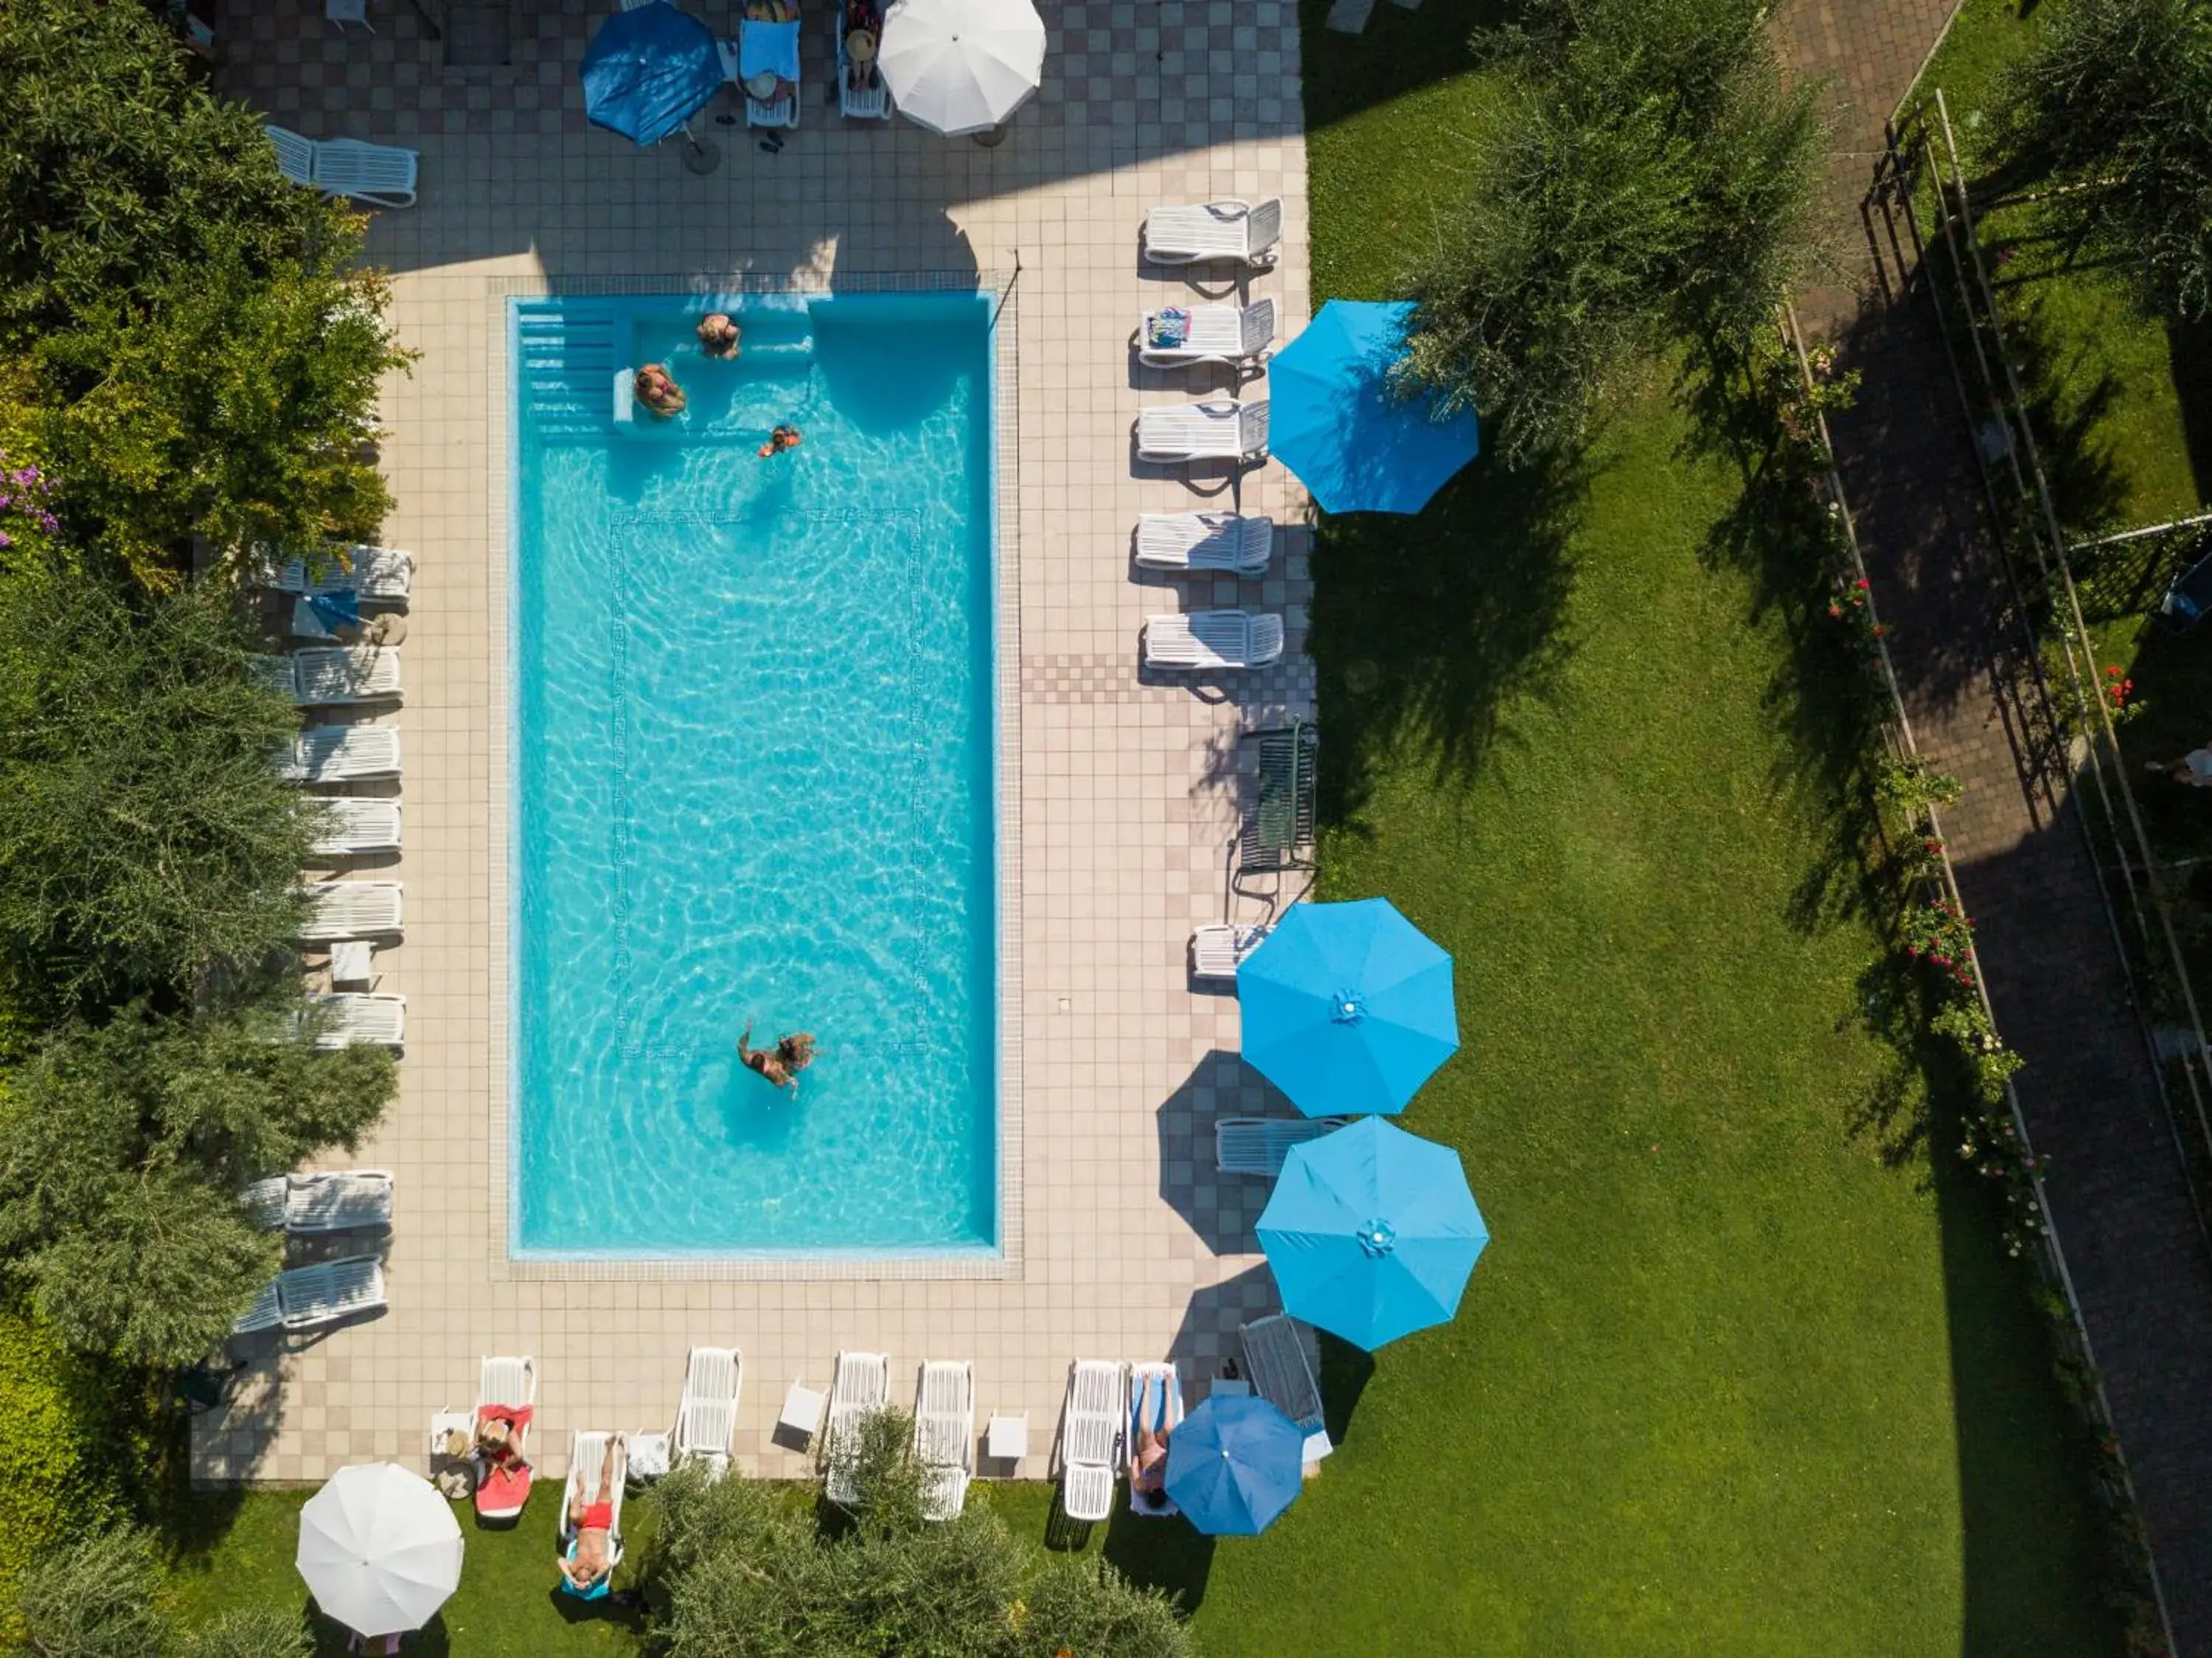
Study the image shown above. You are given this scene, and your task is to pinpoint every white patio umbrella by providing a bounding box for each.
[297,1463,464,1640]
[877,0,1046,136]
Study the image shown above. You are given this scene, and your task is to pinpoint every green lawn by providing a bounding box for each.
[165,6,2126,1654]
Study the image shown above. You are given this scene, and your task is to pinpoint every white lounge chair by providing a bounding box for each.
[1239,1315,1325,1436]
[560,1432,628,1584]
[1144,611,1286,670]
[1142,198,1283,269]
[1138,299,1276,369]
[1191,920,1269,982]
[280,648,400,707]
[1136,512,1274,575]
[838,6,890,119]
[823,1350,890,1506]
[1216,1117,1349,1176]
[476,1356,538,1522]
[265,125,418,209]
[296,992,406,1050]
[273,544,414,601]
[914,1361,975,1521]
[1058,1359,1122,1524]
[281,725,401,784]
[285,1169,395,1231]
[242,1176,289,1229]
[675,1346,744,1477]
[1137,399,1270,465]
[1127,1362,1184,1518]
[301,881,403,940]
[234,1255,385,1334]
[311,797,402,857]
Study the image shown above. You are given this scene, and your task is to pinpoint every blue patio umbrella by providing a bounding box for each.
[1237,897,1458,1118]
[1269,299,1480,515]
[1258,1116,1489,1350]
[580,3,726,148]
[1164,1394,1306,1536]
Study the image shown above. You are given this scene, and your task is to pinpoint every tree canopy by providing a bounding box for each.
[1397,0,1824,465]
[0,0,407,583]
[1999,0,2212,322]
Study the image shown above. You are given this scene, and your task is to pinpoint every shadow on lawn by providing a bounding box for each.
[1307,446,1584,833]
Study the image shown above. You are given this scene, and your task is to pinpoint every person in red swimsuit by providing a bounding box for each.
[561,1437,622,1592]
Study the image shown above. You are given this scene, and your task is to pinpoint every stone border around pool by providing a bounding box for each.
[482,268,1023,1283]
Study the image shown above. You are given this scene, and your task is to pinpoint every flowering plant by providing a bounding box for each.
[2101,665,2146,724]
[0,447,60,555]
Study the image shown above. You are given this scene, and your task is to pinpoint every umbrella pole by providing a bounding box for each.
[679,119,722,174]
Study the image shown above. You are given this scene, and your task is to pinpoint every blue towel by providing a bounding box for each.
[1149,308,1189,350]
[307,589,361,631]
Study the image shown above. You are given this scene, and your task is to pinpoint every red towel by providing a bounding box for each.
[473,1404,535,1515]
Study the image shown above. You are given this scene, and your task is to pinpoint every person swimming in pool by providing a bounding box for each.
[758,423,802,459]
[697,313,742,358]
[740,1024,817,1094]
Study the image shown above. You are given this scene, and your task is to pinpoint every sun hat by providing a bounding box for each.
[848,27,876,60]
[745,69,782,100]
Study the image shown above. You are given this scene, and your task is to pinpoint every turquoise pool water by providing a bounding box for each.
[508,292,998,1257]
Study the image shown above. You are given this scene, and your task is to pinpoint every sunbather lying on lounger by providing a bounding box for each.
[1133,1376,1174,1510]
[561,1437,622,1592]
[739,1024,816,1094]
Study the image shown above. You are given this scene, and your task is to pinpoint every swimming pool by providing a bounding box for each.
[507,291,999,1258]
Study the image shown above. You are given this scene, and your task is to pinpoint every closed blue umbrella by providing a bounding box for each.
[581,3,726,148]
[1270,300,1480,515]
[1164,1394,1306,1536]
[1237,897,1458,1118]
[1258,1116,1489,1350]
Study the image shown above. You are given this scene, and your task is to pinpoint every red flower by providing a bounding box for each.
[1855,577,1870,589]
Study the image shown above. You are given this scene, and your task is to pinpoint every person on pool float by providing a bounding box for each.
[739,1024,815,1094]
[634,364,685,417]
[758,423,802,459]
[697,313,742,358]
[561,1435,623,1594]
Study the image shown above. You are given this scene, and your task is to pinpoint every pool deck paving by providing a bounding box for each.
[202,0,1315,1485]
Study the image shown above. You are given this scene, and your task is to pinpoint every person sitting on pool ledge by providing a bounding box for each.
[739,1024,816,1094]
[560,1435,622,1594]
[758,423,801,459]
[697,313,741,358]
[634,364,685,418]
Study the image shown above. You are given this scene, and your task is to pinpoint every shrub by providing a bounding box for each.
[10,1529,167,1658]
[0,1005,394,1364]
[0,1306,130,1632]
[0,0,408,583]
[167,1609,313,1658]
[1999,0,2212,322]
[1398,0,1823,464]
[0,563,314,1013]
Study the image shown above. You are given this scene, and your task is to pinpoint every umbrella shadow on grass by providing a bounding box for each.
[304,1605,451,1656]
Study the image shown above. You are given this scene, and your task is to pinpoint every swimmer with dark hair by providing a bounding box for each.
[758,423,802,459]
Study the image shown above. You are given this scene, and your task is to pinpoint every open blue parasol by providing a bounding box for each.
[1237,897,1458,1118]
[1164,1393,1306,1536]
[580,3,726,149]
[1269,299,1481,515]
[1257,1116,1489,1350]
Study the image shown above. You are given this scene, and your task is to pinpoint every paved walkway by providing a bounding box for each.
[1776,1,2212,1648]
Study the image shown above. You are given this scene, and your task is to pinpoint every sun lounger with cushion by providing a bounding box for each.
[558,1432,627,1598]
[281,726,401,784]
[1135,512,1274,575]
[296,992,406,1050]
[914,1360,975,1521]
[1142,198,1283,269]
[476,1356,538,1522]
[311,797,403,857]
[823,1350,890,1505]
[1239,1315,1325,1436]
[725,22,801,129]
[301,881,404,940]
[676,1347,744,1477]
[1127,1362,1184,1518]
[1138,299,1276,369]
[1216,1117,1349,1176]
[1136,399,1270,464]
[1058,1359,1123,1525]
[1144,611,1285,671]
[285,1169,394,1231]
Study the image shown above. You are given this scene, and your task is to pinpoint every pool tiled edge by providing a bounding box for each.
[484,271,1024,1284]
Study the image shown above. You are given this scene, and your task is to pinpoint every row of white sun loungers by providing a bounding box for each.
[313,797,403,856]
[302,880,403,940]
[815,1352,977,1519]
[257,647,403,707]
[265,124,419,209]
[232,1254,387,1336]
[243,1168,395,1233]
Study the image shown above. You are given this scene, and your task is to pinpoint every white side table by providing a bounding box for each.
[627,1431,672,1482]
[330,940,374,988]
[985,1414,1028,1464]
[778,1380,826,1444]
[428,1409,474,1460]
